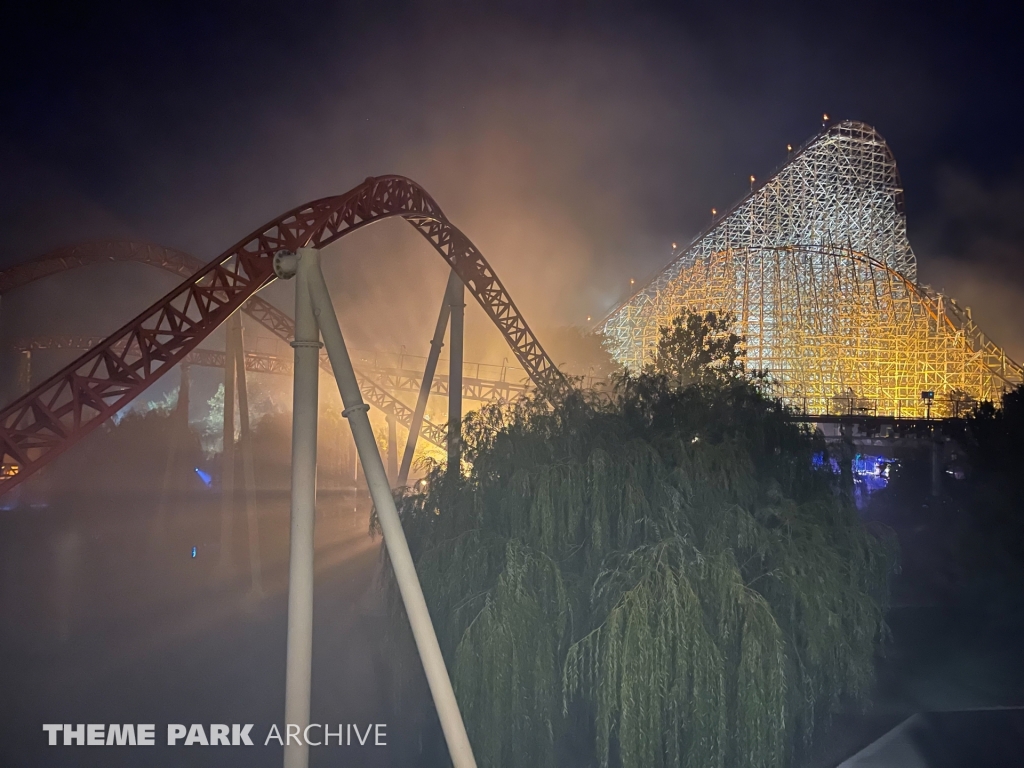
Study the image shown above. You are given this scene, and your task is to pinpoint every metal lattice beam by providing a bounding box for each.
[11,337,530,405]
[0,240,440,444]
[0,242,449,450]
[365,366,529,403]
[0,177,565,494]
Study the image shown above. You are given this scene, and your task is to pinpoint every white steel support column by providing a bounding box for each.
[280,249,321,768]
[234,319,262,596]
[299,248,477,768]
[387,408,397,486]
[448,277,465,471]
[397,270,458,487]
[219,311,239,574]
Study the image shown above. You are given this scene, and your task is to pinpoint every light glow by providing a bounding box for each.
[600,122,1023,417]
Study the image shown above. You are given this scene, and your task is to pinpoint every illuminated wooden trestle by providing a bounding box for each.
[601,121,1023,417]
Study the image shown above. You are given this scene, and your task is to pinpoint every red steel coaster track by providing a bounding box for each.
[0,175,565,495]
[0,239,453,449]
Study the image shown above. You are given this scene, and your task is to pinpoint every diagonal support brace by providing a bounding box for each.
[288,248,478,768]
[397,270,461,486]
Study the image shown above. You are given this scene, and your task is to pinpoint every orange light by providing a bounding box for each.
[711,208,717,216]
[671,242,678,249]
[787,143,793,152]
[823,112,829,121]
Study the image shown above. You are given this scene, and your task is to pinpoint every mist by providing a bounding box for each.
[4,2,1024,376]
[5,4,1024,767]
[915,164,1024,363]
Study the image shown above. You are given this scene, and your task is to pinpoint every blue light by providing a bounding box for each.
[852,454,898,484]
[852,454,899,508]
[194,468,213,487]
[812,451,841,473]
[814,451,898,507]
[191,546,197,558]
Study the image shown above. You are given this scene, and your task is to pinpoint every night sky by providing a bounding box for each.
[2,0,1023,364]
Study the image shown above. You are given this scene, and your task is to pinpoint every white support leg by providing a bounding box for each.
[397,270,458,487]
[448,277,465,471]
[297,248,477,768]
[281,250,321,768]
[234,319,263,596]
[219,311,238,574]
[387,408,398,485]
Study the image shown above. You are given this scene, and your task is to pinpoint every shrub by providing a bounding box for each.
[382,363,896,767]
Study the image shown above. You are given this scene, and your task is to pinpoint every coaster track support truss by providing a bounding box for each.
[0,177,564,494]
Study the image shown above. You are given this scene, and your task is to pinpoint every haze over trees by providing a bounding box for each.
[384,310,898,768]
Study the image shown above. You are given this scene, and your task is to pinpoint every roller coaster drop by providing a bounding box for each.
[600,121,1024,415]
[0,176,566,496]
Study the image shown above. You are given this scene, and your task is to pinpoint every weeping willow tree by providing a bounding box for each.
[379,311,897,768]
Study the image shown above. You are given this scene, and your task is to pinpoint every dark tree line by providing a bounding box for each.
[949,387,1024,607]
[381,310,897,768]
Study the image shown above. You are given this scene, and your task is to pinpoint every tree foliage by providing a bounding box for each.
[380,311,896,768]
[652,310,745,387]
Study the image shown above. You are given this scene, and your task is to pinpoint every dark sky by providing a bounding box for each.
[2,0,1024,366]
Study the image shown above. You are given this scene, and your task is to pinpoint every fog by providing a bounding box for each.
[4,3,1024,380]
[3,4,1024,766]
[915,165,1024,363]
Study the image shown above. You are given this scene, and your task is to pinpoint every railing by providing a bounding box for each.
[349,347,528,386]
[784,393,986,420]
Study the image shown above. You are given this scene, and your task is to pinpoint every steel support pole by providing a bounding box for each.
[398,270,459,486]
[281,251,321,768]
[349,431,358,487]
[387,409,398,486]
[219,311,239,573]
[448,277,465,471]
[298,248,477,768]
[234,319,262,595]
